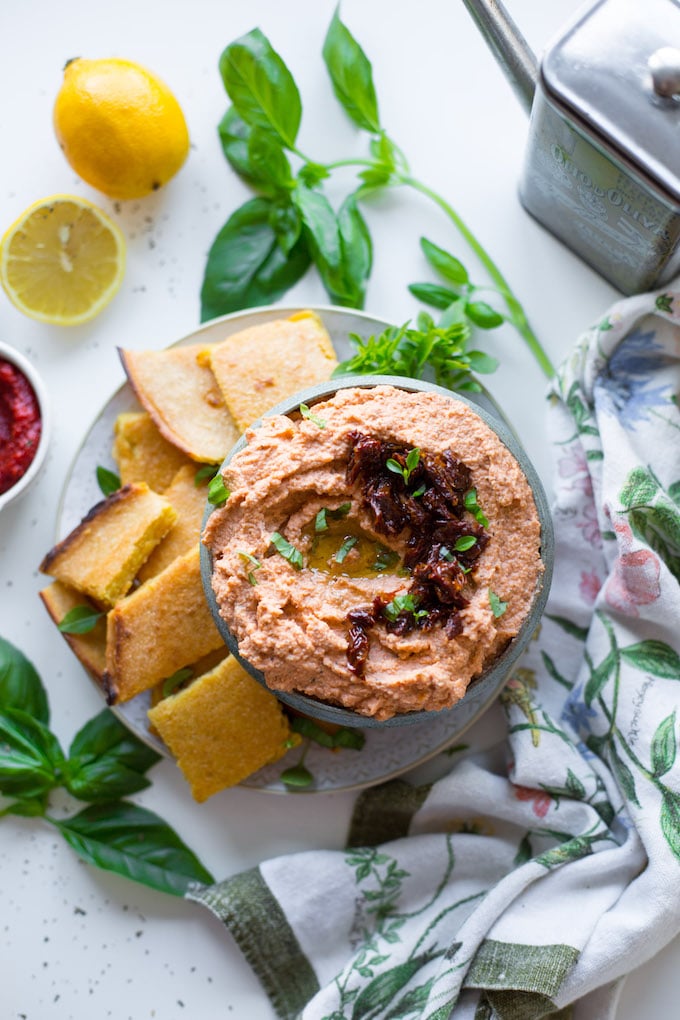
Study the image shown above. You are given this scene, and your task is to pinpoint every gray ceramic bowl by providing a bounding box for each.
[200,375,554,729]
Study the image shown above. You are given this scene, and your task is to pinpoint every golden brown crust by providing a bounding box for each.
[40,482,177,608]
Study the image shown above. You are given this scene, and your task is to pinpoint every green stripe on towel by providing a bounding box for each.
[478,990,574,1020]
[188,866,319,1019]
[466,939,579,996]
[347,778,431,847]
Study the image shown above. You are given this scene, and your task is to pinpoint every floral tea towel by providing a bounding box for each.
[190,286,680,1020]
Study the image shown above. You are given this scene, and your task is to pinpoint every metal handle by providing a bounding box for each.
[460,0,538,115]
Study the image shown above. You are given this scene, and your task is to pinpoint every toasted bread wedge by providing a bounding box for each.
[138,465,207,582]
[104,546,224,704]
[113,411,193,493]
[148,655,297,801]
[39,581,107,684]
[119,343,240,463]
[199,310,337,431]
[40,483,177,609]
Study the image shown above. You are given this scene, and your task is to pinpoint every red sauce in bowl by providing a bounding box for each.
[0,357,42,496]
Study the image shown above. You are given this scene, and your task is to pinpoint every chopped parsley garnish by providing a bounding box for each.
[207,473,230,507]
[280,764,314,788]
[162,667,193,698]
[383,593,429,623]
[386,446,421,484]
[58,605,104,634]
[412,484,426,498]
[335,535,358,563]
[270,532,304,569]
[290,715,365,750]
[238,550,262,585]
[464,488,489,528]
[299,403,326,428]
[488,589,508,618]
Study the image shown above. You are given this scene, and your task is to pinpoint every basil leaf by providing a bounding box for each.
[466,350,500,374]
[0,707,64,798]
[281,764,314,788]
[2,797,47,818]
[454,536,477,552]
[248,126,293,192]
[322,7,381,133]
[218,107,255,182]
[337,193,372,309]
[207,473,230,507]
[408,282,460,310]
[219,28,301,148]
[54,801,214,896]
[488,589,508,618]
[96,465,121,497]
[290,715,365,750]
[162,667,194,698]
[69,709,160,775]
[201,197,311,321]
[420,237,469,286]
[299,403,326,428]
[294,185,368,307]
[195,463,220,485]
[58,605,104,635]
[64,759,152,803]
[0,637,49,723]
[269,199,302,255]
[465,301,504,329]
[335,535,358,563]
[270,532,304,569]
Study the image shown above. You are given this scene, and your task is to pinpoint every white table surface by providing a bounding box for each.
[1,1,676,1017]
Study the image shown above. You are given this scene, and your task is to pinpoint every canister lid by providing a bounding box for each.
[542,0,680,202]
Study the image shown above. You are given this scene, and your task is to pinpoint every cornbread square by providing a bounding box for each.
[148,655,297,801]
[104,546,224,704]
[148,646,229,712]
[113,411,193,492]
[138,465,208,581]
[39,581,107,684]
[200,310,337,431]
[119,343,240,463]
[40,483,177,609]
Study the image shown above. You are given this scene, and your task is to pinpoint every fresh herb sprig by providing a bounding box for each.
[0,637,213,896]
[58,605,104,635]
[96,465,121,497]
[202,8,554,379]
[333,316,497,392]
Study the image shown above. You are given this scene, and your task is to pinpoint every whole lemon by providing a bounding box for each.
[53,57,190,200]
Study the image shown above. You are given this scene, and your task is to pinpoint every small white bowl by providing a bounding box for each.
[0,341,50,512]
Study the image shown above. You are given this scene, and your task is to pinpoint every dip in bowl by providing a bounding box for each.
[0,341,50,512]
[201,377,552,728]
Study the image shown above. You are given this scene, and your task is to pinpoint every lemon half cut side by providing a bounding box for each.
[0,195,126,326]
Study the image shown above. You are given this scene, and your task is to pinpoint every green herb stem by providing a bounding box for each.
[395,175,555,379]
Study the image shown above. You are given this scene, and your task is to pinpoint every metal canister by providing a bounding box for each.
[464,0,680,295]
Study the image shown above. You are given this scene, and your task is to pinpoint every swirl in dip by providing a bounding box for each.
[203,385,543,721]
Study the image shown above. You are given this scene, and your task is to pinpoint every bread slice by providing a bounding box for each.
[113,411,193,493]
[148,655,297,801]
[119,343,240,463]
[138,465,207,582]
[39,581,107,684]
[199,310,337,431]
[104,546,224,704]
[40,483,177,608]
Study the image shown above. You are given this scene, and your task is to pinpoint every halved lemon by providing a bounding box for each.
[0,195,126,325]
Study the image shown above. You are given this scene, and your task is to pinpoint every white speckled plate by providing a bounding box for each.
[56,305,520,794]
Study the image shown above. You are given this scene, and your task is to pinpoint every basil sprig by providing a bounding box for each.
[0,637,213,896]
[201,9,554,381]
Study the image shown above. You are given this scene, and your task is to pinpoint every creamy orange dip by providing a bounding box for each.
[203,386,543,720]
